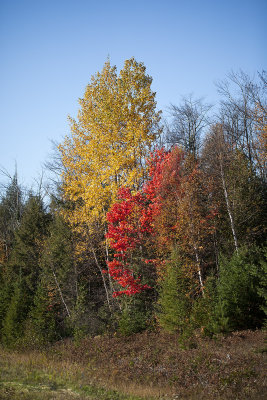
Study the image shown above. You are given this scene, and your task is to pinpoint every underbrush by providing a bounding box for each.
[0,329,266,399]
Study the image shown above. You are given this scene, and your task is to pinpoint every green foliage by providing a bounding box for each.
[0,172,24,263]
[71,285,105,340]
[0,175,25,339]
[0,268,11,336]
[251,245,267,325]
[38,211,76,339]
[227,152,266,247]
[189,277,216,333]
[157,249,191,333]
[9,195,49,293]
[1,195,50,346]
[42,211,73,282]
[212,246,266,332]
[26,279,58,346]
[2,282,30,346]
[204,295,230,336]
[118,295,149,336]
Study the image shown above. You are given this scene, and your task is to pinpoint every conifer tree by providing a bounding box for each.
[0,171,24,263]
[157,249,191,333]
[40,210,75,333]
[0,174,24,337]
[9,195,49,291]
[28,277,58,345]
[214,246,265,331]
[1,195,49,345]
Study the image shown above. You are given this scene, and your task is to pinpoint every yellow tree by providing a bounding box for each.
[58,58,161,308]
[59,58,161,225]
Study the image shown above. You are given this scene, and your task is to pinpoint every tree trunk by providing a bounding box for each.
[51,267,71,318]
[219,155,239,252]
[90,244,113,314]
[193,244,205,297]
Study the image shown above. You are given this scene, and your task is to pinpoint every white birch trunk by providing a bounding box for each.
[90,244,112,313]
[219,156,239,252]
[193,244,205,297]
[51,268,71,318]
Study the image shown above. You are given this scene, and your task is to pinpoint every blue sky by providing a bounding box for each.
[0,0,266,188]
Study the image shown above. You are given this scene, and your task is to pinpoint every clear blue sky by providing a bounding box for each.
[0,0,266,187]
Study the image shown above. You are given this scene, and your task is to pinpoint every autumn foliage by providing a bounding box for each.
[106,146,217,296]
[105,187,153,296]
[0,62,266,345]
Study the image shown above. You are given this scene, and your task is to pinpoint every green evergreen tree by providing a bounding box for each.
[2,282,30,346]
[1,195,49,345]
[40,210,75,337]
[26,277,58,346]
[251,245,267,325]
[157,249,191,333]
[226,152,266,248]
[41,205,112,338]
[214,246,265,332]
[0,173,24,335]
[9,195,49,292]
[117,293,150,336]
[0,171,24,263]
[0,269,11,335]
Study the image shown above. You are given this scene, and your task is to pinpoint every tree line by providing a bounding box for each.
[0,58,266,347]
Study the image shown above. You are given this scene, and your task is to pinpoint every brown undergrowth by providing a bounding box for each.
[1,329,266,399]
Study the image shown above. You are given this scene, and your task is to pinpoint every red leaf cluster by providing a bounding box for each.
[106,187,154,296]
[105,146,217,296]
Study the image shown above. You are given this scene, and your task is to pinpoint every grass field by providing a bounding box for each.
[0,349,146,400]
[0,329,266,400]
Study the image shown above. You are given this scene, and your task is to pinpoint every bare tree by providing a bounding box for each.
[202,124,239,252]
[166,95,212,158]
[216,70,267,170]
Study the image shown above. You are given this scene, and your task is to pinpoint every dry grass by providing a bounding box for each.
[0,329,266,399]
[0,349,146,399]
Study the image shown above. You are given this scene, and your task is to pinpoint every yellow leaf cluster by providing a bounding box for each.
[59,58,161,235]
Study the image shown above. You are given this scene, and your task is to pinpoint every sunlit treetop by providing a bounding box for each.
[59,58,162,230]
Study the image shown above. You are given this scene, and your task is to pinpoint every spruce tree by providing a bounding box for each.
[40,210,75,336]
[1,195,49,345]
[157,249,191,333]
[27,277,58,346]
[214,246,265,331]
[0,171,24,263]
[2,281,31,346]
[0,173,24,337]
